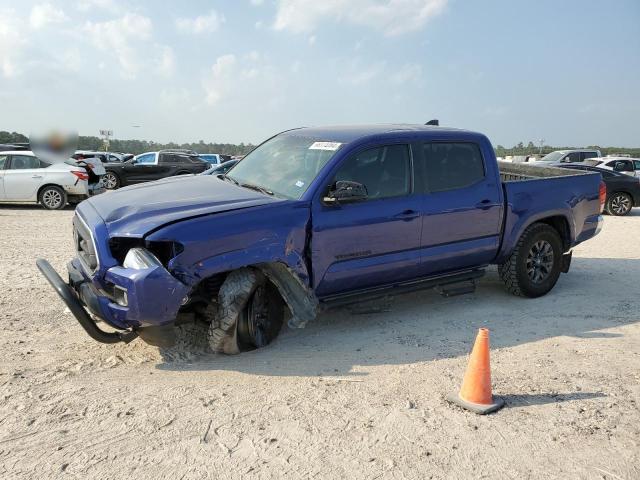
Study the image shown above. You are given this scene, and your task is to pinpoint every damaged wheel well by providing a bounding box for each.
[187,262,319,329]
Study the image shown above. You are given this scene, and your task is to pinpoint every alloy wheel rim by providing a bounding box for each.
[526,240,554,284]
[611,195,631,215]
[43,190,62,208]
[104,173,117,189]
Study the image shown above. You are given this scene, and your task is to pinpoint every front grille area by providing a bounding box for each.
[74,216,98,273]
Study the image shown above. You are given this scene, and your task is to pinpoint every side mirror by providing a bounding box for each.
[324,180,368,204]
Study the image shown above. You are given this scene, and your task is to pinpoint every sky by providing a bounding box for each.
[0,0,639,147]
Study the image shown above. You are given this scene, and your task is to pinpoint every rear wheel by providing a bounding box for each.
[498,223,563,298]
[606,192,632,216]
[39,186,66,210]
[207,268,284,354]
[103,171,120,190]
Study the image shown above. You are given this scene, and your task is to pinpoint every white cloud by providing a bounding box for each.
[391,63,422,85]
[156,46,175,76]
[274,0,447,36]
[308,35,316,45]
[77,0,120,12]
[341,60,386,86]
[83,13,153,78]
[30,3,68,29]
[176,10,224,34]
[203,54,237,105]
[251,0,265,5]
[0,9,26,77]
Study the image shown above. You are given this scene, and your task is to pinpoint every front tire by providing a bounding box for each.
[103,171,120,190]
[498,223,563,298]
[606,192,632,216]
[39,186,66,210]
[207,268,284,354]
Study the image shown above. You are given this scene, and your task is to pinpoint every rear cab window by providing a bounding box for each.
[420,142,485,193]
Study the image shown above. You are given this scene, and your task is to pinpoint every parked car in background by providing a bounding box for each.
[199,154,232,166]
[537,149,602,163]
[73,151,126,164]
[588,157,640,177]
[200,159,239,176]
[0,151,104,209]
[0,143,30,152]
[102,149,209,189]
[38,124,604,353]
[554,162,640,216]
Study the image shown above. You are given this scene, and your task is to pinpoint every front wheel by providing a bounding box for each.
[606,192,632,216]
[498,223,563,298]
[207,268,284,354]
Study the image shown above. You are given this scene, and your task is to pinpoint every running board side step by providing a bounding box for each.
[319,269,485,309]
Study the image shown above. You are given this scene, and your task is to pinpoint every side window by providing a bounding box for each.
[331,144,411,201]
[617,161,633,172]
[422,142,485,192]
[136,153,155,164]
[158,153,173,164]
[564,152,581,163]
[581,151,598,160]
[0,155,7,169]
[634,160,640,170]
[9,155,41,169]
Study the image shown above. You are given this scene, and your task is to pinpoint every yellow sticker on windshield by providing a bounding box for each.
[309,142,342,151]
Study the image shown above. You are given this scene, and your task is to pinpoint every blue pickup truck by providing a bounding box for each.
[38,125,605,353]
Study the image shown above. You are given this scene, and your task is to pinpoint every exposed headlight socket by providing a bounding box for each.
[123,247,163,270]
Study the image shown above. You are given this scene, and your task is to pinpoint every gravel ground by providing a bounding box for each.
[1,205,638,479]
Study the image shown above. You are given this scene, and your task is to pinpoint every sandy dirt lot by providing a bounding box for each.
[0,205,638,479]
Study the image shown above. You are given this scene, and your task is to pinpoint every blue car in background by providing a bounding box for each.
[37,124,604,355]
[199,153,232,166]
[200,159,239,176]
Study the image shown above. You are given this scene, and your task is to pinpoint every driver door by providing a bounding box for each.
[311,144,422,297]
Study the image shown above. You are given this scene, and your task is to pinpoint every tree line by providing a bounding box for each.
[2,131,638,158]
[495,141,640,158]
[0,131,255,156]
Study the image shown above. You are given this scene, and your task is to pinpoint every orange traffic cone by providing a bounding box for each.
[447,328,504,414]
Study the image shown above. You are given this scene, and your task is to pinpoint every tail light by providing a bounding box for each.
[598,180,606,213]
[71,170,89,181]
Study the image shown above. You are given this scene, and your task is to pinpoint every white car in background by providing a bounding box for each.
[0,151,105,210]
[589,157,640,177]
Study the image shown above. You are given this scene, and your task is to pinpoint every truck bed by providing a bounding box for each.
[498,161,590,182]
[495,161,602,263]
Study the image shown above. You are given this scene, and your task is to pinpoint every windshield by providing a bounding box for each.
[540,151,565,162]
[226,135,342,199]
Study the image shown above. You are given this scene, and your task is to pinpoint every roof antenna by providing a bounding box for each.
[425,119,439,126]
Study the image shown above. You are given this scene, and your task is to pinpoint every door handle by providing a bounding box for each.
[32,175,43,179]
[393,209,420,221]
[475,199,493,210]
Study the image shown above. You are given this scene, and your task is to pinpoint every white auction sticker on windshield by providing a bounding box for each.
[295,180,305,188]
[309,141,342,151]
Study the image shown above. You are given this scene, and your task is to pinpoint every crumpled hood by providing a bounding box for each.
[85,175,281,237]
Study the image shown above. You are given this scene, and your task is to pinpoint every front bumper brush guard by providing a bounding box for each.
[36,259,138,344]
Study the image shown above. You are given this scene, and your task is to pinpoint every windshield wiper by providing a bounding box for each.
[240,182,274,196]
[217,173,239,185]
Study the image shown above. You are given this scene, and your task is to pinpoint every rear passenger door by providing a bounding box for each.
[416,142,503,275]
